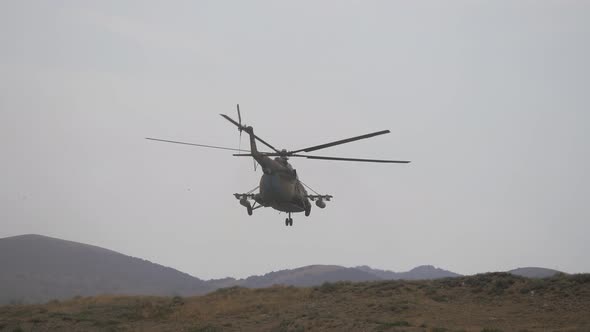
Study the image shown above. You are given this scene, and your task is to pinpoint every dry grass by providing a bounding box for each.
[1,273,589,331]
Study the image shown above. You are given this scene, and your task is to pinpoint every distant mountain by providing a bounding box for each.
[0,234,210,304]
[209,265,463,290]
[356,265,462,280]
[508,267,563,278]
[209,265,381,289]
[0,234,570,305]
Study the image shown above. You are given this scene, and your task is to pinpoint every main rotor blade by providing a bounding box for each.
[291,154,410,163]
[251,135,280,153]
[146,137,247,152]
[234,152,410,163]
[232,152,277,157]
[220,113,243,130]
[237,104,241,126]
[220,114,280,153]
[290,130,391,154]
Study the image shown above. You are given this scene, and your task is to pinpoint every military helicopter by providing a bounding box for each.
[146,105,409,226]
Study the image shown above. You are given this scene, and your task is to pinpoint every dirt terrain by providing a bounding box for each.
[1,273,589,332]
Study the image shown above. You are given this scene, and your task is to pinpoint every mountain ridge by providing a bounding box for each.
[0,234,568,304]
[0,234,209,304]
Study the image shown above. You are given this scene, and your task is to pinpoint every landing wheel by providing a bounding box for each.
[247,206,252,216]
[289,218,293,226]
[305,205,311,217]
[285,218,289,226]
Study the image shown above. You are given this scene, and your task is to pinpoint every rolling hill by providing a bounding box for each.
[508,267,563,278]
[2,273,589,331]
[356,264,462,280]
[0,234,210,304]
[209,265,382,289]
[0,234,569,305]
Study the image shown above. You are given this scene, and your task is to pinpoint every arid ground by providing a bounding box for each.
[1,273,589,332]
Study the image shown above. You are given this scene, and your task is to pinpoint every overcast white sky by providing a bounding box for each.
[1,1,589,279]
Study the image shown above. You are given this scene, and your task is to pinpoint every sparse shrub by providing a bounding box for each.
[430,294,448,302]
[528,278,549,292]
[471,286,483,294]
[213,286,244,295]
[437,277,462,288]
[431,328,447,332]
[481,329,503,332]
[425,286,437,296]
[171,295,184,306]
[490,278,513,295]
[570,273,590,284]
[317,282,338,293]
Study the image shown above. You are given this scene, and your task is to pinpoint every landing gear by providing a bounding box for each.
[285,213,293,226]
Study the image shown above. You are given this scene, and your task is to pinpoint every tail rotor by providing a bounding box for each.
[235,104,256,172]
[237,104,242,153]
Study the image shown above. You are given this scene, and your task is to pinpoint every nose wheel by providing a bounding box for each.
[285,213,293,226]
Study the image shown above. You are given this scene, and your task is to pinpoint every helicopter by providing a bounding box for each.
[146,105,410,227]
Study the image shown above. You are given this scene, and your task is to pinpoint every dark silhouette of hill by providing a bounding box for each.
[208,265,464,289]
[209,265,381,289]
[509,267,563,278]
[0,234,573,305]
[0,234,209,304]
[356,264,462,280]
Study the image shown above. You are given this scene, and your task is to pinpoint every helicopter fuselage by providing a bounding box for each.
[244,127,311,214]
[258,170,309,213]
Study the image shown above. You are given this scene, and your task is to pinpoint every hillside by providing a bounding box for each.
[207,264,464,290]
[356,264,462,280]
[509,267,562,278]
[1,273,589,331]
[0,234,468,305]
[209,265,383,289]
[0,234,210,304]
[0,234,572,307]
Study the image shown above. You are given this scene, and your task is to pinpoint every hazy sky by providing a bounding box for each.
[1,1,589,279]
